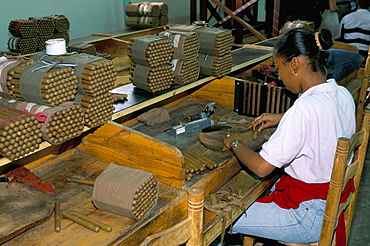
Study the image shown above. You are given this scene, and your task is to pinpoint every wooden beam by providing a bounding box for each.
[272,0,281,37]
[209,0,267,40]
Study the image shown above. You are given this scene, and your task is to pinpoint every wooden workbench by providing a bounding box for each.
[2,24,367,245]
[0,26,273,168]
[0,27,281,245]
[1,77,279,246]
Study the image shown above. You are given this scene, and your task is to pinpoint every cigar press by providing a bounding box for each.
[167,102,216,137]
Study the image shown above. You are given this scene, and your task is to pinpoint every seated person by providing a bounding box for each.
[339,0,370,63]
[324,48,364,79]
[223,28,356,244]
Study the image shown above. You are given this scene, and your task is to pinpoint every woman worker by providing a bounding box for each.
[223,28,356,244]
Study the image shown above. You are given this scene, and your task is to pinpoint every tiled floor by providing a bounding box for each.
[211,147,370,246]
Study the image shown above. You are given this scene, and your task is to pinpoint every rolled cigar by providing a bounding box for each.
[61,211,100,232]
[184,163,195,174]
[188,150,218,169]
[184,154,206,171]
[68,210,112,232]
[54,201,61,232]
[66,177,95,186]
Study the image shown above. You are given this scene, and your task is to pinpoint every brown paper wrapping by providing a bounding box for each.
[92,163,159,220]
[158,31,199,60]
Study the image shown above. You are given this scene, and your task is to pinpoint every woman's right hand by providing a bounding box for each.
[248,113,283,132]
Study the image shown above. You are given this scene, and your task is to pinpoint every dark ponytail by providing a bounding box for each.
[273,28,333,74]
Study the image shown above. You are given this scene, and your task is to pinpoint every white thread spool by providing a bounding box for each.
[45,38,66,55]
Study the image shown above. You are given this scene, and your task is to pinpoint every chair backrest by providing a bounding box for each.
[319,110,370,246]
[355,46,370,131]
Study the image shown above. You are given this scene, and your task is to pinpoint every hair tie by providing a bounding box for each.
[315,32,323,50]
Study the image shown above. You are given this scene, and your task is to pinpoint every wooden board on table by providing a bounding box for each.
[1,148,183,246]
[78,122,186,189]
[0,183,54,244]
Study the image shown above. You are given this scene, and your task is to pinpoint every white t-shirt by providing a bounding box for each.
[259,79,355,183]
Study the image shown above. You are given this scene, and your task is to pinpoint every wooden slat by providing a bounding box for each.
[191,76,236,109]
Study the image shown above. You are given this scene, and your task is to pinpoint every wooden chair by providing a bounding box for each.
[355,47,370,131]
[243,109,370,246]
[140,187,204,246]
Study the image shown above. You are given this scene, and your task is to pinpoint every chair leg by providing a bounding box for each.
[243,236,255,246]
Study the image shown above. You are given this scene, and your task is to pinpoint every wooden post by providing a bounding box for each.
[272,0,281,37]
[186,187,204,246]
[191,0,197,23]
[355,47,370,131]
[319,138,350,246]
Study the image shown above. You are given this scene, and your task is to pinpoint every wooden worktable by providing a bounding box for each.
[0,32,273,168]
[1,78,279,245]
[0,28,280,245]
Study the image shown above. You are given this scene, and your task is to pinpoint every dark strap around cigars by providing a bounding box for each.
[51,54,104,95]
[132,64,151,90]
[131,35,167,66]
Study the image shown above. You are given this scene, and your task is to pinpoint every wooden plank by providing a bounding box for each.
[191,77,236,109]
[2,148,185,246]
[78,121,186,189]
[140,217,192,246]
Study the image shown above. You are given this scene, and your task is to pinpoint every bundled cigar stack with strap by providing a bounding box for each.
[29,17,55,52]
[158,30,200,85]
[125,2,168,29]
[7,15,71,55]
[67,42,97,56]
[47,54,116,97]
[0,106,42,160]
[7,37,37,55]
[45,14,70,45]
[197,53,233,78]
[151,2,169,26]
[8,19,38,38]
[158,31,199,60]
[0,58,28,99]
[196,27,233,77]
[74,93,114,128]
[5,58,78,107]
[169,25,234,77]
[92,163,159,220]
[7,19,38,55]
[128,35,175,93]
[35,52,116,128]
[0,98,85,145]
[29,17,56,36]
